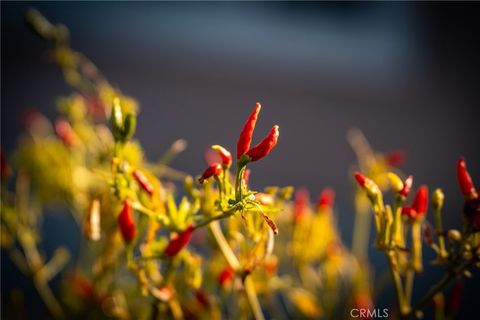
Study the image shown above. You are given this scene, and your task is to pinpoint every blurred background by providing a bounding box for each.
[2,2,480,319]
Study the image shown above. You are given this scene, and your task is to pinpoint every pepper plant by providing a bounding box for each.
[1,10,479,320]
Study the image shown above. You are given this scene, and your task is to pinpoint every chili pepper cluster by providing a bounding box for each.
[355,157,480,318]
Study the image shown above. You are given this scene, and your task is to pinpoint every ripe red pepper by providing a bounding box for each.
[412,185,428,215]
[165,225,193,257]
[293,188,309,222]
[402,185,428,220]
[217,266,235,286]
[237,103,261,159]
[55,118,77,147]
[399,175,413,197]
[1,147,9,181]
[195,289,210,309]
[245,125,279,162]
[316,187,335,210]
[198,163,222,183]
[211,145,232,167]
[457,157,477,199]
[385,150,406,167]
[118,200,135,242]
[133,169,154,196]
[447,281,464,316]
[354,172,367,187]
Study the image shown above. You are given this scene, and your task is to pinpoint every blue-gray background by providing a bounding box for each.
[2,2,480,319]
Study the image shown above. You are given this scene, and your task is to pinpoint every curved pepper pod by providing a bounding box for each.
[198,163,222,184]
[237,103,261,159]
[245,125,279,162]
[118,200,135,242]
[457,157,477,199]
[165,225,194,257]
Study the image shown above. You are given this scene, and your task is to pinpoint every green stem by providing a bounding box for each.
[433,207,447,259]
[194,204,241,230]
[352,210,371,260]
[404,269,415,311]
[387,252,406,315]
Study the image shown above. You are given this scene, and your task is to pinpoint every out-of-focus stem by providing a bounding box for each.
[245,276,266,320]
[209,220,240,270]
[352,210,371,260]
[209,220,264,320]
[195,204,241,230]
[404,269,415,311]
[387,253,405,314]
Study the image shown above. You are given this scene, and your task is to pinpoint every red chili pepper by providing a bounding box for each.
[217,266,235,286]
[237,103,261,159]
[457,157,477,199]
[55,118,77,147]
[399,175,413,197]
[198,163,222,184]
[385,150,406,167]
[245,125,279,162]
[354,172,367,187]
[70,272,94,300]
[165,225,193,257]
[412,185,428,215]
[316,187,335,210]
[446,281,464,316]
[117,200,135,242]
[211,145,232,167]
[133,169,154,196]
[402,186,428,220]
[293,188,309,222]
[195,289,210,309]
[354,293,374,320]
[1,147,9,181]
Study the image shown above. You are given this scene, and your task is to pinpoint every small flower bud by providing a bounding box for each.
[431,188,445,211]
[447,229,462,241]
[387,172,403,194]
[123,113,136,141]
[111,98,124,141]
